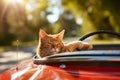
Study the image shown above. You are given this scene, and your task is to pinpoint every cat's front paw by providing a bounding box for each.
[81,42,93,50]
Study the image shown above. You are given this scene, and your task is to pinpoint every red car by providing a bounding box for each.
[0,30,120,80]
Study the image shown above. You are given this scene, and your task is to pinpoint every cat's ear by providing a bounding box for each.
[39,29,47,40]
[57,30,65,40]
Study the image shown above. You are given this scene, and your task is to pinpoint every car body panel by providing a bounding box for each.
[0,44,120,80]
[0,59,120,80]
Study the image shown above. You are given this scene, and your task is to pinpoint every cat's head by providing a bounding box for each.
[37,29,65,58]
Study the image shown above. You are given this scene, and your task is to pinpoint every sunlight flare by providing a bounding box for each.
[6,0,24,4]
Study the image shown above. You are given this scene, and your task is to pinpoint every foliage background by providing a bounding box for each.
[0,0,120,46]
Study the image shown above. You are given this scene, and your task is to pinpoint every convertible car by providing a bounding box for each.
[0,30,120,80]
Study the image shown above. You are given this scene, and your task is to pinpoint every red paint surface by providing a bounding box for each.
[0,59,120,80]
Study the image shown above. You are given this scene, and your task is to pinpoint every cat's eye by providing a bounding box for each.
[42,46,47,48]
[47,41,52,44]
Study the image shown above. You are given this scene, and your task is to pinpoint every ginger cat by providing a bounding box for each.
[37,29,92,58]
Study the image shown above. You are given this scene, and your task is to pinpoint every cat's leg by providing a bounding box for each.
[79,41,93,49]
[64,41,92,51]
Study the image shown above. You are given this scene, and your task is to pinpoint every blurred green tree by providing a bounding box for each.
[57,10,80,37]
[1,0,120,46]
[62,0,120,39]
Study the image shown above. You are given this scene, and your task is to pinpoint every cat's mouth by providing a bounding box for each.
[42,48,61,57]
[52,48,59,52]
[52,48,60,54]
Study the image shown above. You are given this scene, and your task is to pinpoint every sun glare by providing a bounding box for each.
[5,0,24,4]
[1,0,24,21]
